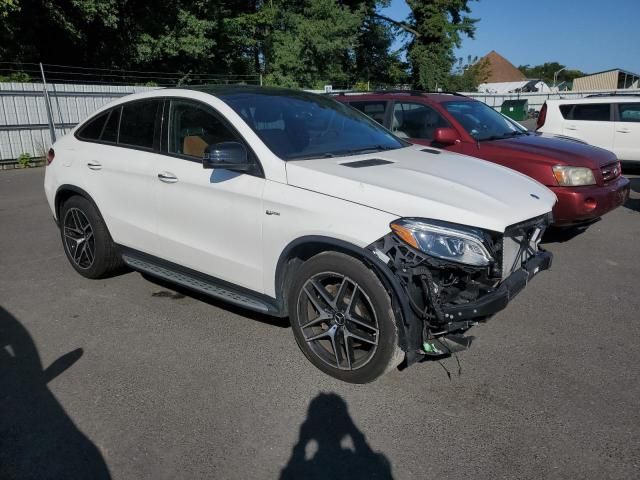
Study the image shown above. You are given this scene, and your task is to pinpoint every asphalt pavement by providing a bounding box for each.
[1,168,639,479]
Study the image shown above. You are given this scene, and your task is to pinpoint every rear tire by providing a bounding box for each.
[288,252,404,384]
[59,196,123,279]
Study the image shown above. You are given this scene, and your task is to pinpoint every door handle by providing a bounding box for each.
[157,172,178,183]
[565,125,577,131]
[87,161,102,170]
[616,129,630,133]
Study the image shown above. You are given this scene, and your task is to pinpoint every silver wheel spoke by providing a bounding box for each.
[346,312,379,334]
[64,208,95,269]
[342,328,352,369]
[298,272,380,372]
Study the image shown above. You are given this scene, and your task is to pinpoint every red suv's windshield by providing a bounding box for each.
[444,101,526,141]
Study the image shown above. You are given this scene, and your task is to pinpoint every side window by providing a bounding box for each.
[349,101,387,125]
[101,107,120,143]
[77,112,108,141]
[168,100,240,159]
[559,104,573,119]
[392,102,449,140]
[618,103,640,122]
[571,103,610,122]
[118,100,159,149]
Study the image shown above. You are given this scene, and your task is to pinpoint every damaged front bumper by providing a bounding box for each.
[440,251,552,323]
[367,214,553,365]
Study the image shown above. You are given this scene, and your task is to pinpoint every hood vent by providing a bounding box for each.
[341,158,393,168]
[421,148,441,154]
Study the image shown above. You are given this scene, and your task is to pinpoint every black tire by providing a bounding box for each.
[288,252,404,383]
[59,195,123,279]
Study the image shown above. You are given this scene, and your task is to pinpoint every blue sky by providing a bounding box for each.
[380,0,640,74]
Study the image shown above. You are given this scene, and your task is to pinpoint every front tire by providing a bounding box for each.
[288,252,404,383]
[60,196,123,279]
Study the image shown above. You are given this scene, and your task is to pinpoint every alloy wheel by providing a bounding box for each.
[297,272,379,371]
[63,207,95,269]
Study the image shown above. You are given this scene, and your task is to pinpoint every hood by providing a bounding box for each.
[286,146,556,233]
[484,133,617,168]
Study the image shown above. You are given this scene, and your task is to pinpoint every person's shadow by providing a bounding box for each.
[0,306,111,479]
[280,393,393,480]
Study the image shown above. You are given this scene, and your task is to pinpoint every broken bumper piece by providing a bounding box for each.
[441,250,552,323]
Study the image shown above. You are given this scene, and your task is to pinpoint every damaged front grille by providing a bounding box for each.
[499,213,552,279]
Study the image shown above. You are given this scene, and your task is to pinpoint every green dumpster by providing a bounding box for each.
[500,99,528,121]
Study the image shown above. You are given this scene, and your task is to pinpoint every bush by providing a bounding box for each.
[17,152,32,168]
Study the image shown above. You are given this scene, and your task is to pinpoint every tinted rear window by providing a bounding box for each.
[118,100,159,148]
[559,105,573,119]
[77,112,108,141]
[618,103,640,122]
[349,101,387,125]
[101,108,120,143]
[571,103,610,121]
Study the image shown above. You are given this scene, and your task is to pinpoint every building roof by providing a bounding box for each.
[579,68,639,78]
[480,51,527,83]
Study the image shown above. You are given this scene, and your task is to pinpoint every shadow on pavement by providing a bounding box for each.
[0,306,111,480]
[140,272,290,329]
[542,220,598,244]
[280,393,393,480]
[624,175,640,213]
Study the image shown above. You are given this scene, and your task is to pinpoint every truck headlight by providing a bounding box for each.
[552,166,596,186]
[390,218,493,266]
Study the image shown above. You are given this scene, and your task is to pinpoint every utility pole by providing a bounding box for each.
[39,63,56,143]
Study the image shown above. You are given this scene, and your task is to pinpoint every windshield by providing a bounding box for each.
[217,89,407,160]
[443,100,525,141]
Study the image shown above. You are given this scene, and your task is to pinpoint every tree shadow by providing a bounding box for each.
[0,306,111,479]
[280,393,394,480]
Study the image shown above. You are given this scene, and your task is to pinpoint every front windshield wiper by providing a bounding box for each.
[344,145,397,156]
[289,152,336,160]
[479,131,526,142]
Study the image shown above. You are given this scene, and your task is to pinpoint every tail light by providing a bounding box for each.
[536,103,547,130]
[46,148,55,165]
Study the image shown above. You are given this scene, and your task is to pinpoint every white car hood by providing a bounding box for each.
[286,145,556,233]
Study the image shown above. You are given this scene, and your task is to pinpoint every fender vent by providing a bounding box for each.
[341,159,393,168]
[421,148,441,154]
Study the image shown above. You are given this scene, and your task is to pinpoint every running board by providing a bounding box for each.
[122,253,275,314]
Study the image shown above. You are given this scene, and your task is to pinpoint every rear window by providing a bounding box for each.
[77,112,109,141]
[561,103,611,122]
[118,100,159,149]
[559,105,573,119]
[349,101,387,125]
[618,103,640,122]
[101,108,120,143]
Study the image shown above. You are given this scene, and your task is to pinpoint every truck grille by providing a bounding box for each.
[500,213,552,279]
[601,162,621,183]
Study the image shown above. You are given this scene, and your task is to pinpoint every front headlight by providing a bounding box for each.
[390,218,493,266]
[552,166,596,186]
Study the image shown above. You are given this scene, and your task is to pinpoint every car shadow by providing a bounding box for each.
[541,220,599,244]
[280,393,394,480]
[140,273,290,329]
[623,175,640,213]
[0,306,111,479]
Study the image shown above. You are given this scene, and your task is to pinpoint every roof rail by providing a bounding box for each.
[330,89,469,98]
[585,92,640,98]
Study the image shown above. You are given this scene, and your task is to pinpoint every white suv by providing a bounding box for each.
[44,87,555,383]
[537,95,640,165]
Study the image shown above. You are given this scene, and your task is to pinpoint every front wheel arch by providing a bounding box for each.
[274,236,413,353]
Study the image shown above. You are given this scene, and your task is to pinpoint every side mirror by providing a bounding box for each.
[203,141,252,171]
[433,127,461,146]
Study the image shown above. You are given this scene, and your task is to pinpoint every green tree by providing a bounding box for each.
[518,62,585,85]
[398,0,478,90]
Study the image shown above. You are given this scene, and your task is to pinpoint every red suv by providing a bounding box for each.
[335,91,630,226]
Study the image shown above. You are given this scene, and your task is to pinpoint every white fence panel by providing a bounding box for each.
[0,82,157,161]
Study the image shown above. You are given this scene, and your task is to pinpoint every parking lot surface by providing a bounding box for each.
[1,168,639,479]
